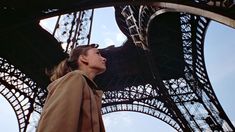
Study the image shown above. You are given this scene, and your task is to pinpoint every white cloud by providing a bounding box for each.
[101,25,108,30]
[103,112,133,131]
[102,38,115,48]
[102,111,177,132]
[116,32,127,46]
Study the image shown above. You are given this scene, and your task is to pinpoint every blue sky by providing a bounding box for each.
[0,7,235,132]
[204,21,235,122]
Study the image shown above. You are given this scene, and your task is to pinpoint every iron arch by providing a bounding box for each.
[0,57,46,132]
[102,104,182,131]
[100,83,187,131]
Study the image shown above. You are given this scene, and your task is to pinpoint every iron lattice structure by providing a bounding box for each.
[100,5,235,131]
[0,57,46,131]
[0,8,96,132]
[52,9,95,52]
[0,0,235,132]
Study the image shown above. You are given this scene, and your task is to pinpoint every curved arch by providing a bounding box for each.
[1,1,234,132]
[150,2,234,28]
[145,7,235,131]
[139,4,234,49]
[0,58,46,111]
[44,1,234,28]
[0,82,32,132]
[0,57,46,132]
[144,8,178,49]
[102,103,182,131]
[101,84,185,131]
[10,0,231,28]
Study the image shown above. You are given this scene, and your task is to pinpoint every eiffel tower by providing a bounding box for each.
[0,0,235,132]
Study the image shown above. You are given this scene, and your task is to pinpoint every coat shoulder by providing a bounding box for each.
[47,70,85,92]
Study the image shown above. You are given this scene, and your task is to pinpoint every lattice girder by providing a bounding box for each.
[3,0,233,27]
[0,58,46,132]
[135,5,234,131]
[1,1,235,132]
[158,12,235,131]
[101,84,183,131]
[52,9,94,52]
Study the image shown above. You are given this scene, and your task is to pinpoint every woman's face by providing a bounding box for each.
[84,48,107,74]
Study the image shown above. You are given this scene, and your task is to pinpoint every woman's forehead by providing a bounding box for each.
[87,48,99,53]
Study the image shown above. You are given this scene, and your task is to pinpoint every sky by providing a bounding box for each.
[0,7,235,132]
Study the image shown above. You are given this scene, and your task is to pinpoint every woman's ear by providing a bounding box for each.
[78,55,88,64]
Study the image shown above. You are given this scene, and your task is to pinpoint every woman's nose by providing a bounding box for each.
[102,57,107,62]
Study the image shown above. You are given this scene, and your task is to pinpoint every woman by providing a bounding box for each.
[37,44,107,132]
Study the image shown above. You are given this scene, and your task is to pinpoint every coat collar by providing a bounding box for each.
[75,70,103,97]
[74,70,99,88]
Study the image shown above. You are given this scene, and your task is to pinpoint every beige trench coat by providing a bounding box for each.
[37,70,105,132]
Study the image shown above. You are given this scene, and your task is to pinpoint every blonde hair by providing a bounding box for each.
[48,44,99,81]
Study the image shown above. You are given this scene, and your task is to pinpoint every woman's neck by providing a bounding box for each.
[78,68,97,80]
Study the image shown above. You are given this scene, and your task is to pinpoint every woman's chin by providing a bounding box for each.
[97,67,106,75]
